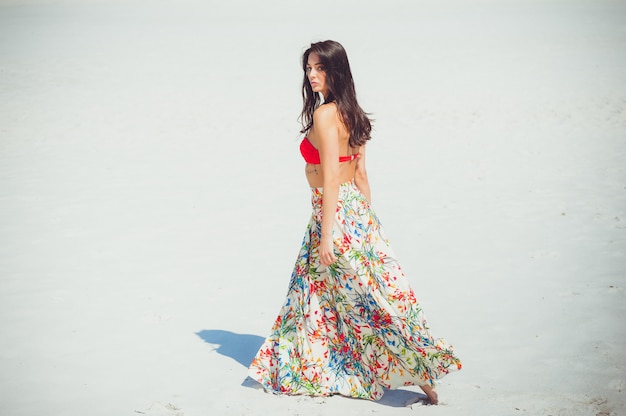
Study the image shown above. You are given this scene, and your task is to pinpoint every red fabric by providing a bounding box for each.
[300,137,359,164]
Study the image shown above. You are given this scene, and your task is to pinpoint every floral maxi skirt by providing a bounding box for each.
[248,181,461,401]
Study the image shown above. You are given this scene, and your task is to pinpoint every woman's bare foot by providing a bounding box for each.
[419,384,438,405]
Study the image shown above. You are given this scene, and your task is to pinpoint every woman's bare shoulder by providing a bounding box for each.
[313,102,339,123]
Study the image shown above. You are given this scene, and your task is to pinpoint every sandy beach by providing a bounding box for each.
[1,0,625,415]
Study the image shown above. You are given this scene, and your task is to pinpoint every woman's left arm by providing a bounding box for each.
[315,104,340,266]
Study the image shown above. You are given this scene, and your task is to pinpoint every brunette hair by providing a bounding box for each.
[299,40,372,147]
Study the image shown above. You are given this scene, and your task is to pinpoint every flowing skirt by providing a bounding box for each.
[248,181,461,401]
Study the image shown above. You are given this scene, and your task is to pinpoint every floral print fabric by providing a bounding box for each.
[248,181,461,401]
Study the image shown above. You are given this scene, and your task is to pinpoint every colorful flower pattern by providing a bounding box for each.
[248,181,461,401]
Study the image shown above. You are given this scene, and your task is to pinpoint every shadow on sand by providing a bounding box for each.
[196,329,265,368]
[377,388,428,408]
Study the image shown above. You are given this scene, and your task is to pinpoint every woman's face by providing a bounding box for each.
[306,52,328,97]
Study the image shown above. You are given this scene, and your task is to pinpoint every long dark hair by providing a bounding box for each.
[299,40,372,147]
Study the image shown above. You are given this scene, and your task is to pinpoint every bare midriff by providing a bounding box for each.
[304,158,358,188]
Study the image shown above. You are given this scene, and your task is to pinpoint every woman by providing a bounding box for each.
[248,40,461,404]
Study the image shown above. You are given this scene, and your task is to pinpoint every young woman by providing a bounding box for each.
[248,40,461,404]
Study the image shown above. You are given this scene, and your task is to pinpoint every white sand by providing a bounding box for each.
[1,0,625,415]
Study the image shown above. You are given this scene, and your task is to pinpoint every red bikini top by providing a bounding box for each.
[300,137,359,165]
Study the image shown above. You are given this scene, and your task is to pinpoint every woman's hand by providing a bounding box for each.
[319,236,337,266]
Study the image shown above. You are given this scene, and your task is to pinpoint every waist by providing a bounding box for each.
[310,179,356,193]
[305,162,356,189]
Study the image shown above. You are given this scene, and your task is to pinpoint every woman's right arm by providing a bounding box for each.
[354,145,371,202]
